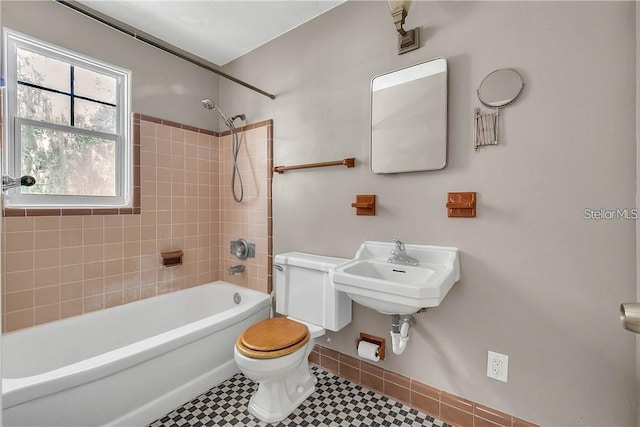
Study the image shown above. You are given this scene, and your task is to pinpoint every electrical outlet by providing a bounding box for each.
[487,351,509,383]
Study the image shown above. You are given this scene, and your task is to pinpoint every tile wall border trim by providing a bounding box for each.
[219,120,274,137]
[135,113,273,138]
[137,113,219,136]
[265,120,274,294]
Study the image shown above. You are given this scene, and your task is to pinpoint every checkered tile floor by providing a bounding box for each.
[148,365,451,426]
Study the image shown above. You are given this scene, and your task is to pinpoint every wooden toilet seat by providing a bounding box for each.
[236,317,310,359]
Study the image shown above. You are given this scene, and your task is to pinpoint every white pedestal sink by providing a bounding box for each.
[330,241,460,315]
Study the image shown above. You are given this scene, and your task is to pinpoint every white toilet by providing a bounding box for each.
[233,252,352,423]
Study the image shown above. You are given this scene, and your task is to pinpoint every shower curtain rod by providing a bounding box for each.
[54,0,276,100]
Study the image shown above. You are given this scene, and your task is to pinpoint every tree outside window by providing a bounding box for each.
[4,30,131,208]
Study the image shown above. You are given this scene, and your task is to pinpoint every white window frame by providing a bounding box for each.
[2,29,132,208]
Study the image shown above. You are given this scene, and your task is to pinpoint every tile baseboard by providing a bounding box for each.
[310,344,538,427]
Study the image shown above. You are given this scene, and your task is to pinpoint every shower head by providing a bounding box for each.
[201,98,245,129]
[202,97,230,124]
[201,98,215,110]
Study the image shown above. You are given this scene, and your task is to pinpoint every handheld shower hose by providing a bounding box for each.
[202,98,245,202]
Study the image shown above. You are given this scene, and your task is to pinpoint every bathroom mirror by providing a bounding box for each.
[370,57,448,174]
[477,68,524,108]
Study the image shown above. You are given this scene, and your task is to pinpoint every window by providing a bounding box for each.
[3,30,131,208]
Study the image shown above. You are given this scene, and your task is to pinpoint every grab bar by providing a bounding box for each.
[273,157,355,174]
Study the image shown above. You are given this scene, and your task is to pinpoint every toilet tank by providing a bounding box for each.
[274,252,351,332]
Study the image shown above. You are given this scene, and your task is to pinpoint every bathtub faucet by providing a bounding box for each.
[229,265,245,275]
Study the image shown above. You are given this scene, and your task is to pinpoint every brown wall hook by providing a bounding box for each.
[352,194,376,216]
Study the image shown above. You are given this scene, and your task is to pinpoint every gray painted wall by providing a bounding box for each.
[220,1,637,425]
[636,5,640,426]
[0,0,636,424]
[1,1,220,131]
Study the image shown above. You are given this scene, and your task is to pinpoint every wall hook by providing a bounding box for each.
[351,194,376,216]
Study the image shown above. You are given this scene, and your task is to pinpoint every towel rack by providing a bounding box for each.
[273,157,355,174]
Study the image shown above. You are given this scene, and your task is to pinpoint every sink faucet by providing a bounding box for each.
[388,239,419,266]
[228,265,245,275]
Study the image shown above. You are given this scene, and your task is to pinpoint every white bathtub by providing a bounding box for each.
[2,281,270,427]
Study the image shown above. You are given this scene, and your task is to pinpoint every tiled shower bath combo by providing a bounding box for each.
[2,115,273,331]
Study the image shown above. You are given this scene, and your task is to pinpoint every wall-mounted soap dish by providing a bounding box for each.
[161,250,183,266]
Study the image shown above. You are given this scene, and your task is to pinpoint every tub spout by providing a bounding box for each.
[229,265,245,275]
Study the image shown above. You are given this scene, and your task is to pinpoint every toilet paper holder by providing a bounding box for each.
[621,303,640,334]
[357,332,385,361]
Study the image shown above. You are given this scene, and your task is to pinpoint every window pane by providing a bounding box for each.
[74,99,117,134]
[17,85,70,125]
[74,66,117,104]
[17,47,70,92]
[20,124,116,196]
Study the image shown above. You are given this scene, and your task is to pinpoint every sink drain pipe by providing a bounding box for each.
[390,314,416,355]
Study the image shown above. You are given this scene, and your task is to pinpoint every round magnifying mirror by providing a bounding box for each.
[477,69,524,108]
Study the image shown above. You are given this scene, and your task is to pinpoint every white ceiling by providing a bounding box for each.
[77,1,345,66]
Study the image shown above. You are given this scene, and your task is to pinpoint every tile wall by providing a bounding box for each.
[310,345,539,427]
[1,115,273,332]
[217,122,273,294]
